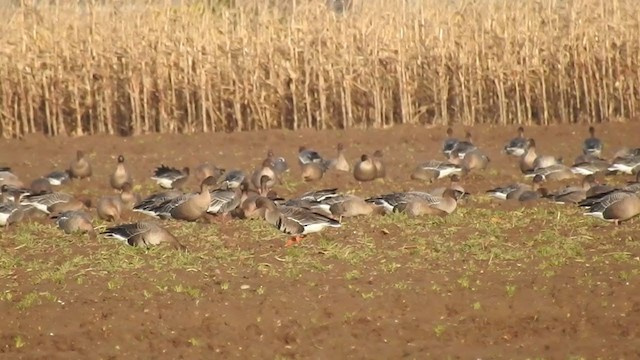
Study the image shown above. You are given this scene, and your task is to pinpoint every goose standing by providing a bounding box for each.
[504,126,528,156]
[583,126,603,156]
[442,127,459,157]
[110,155,133,191]
[69,150,92,180]
[326,143,350,172]
[372,150,386,179]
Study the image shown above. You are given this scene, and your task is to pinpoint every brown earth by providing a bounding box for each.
[1,122,640,359]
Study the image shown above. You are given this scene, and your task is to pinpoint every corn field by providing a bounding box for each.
[0,0,639,138]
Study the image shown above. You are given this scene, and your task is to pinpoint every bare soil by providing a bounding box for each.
[1,122,639,359]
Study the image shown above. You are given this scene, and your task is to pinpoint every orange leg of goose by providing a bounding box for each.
[285,235,303,247]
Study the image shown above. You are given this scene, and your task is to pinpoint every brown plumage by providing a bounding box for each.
[394,188,459,217]
[251,158,278,189]
[30,177,52,195]
[301,162,326,182]
[329,196,383,219]
[69,150,92,180]
[51,210,97,240]
[329,143,350,172]
[353,154,377,182]
[372,150,386,178]
[193,162,225,184]
[155,176,218,221]
[110,155,133,190]
[119,182,141,210]
[256,196,341,247]
[102,221,186,250]
[96,195,123,222]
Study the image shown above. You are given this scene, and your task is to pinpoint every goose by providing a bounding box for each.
[0,168,24,188]
[298,146,324,166]
[101,221,186,250]
[297,188,340,203]
[193,162,225,184]
[441,127,459,157]
[367,190,458,214]
[206,183,243,221]
[68,150,92,180]
[218,169,246,189]
[543,176,596,204]
[30,177,52,195]
[151,165,190,190]
[293,192,357,216]
[0,187,23,226]
[44,170,70,186]
[524,164,575,182]
[301,162,327,182]
[517,175,548,202]
[238,175,275,219]
[393,188,460,217]
[272,188,341,216]
[133,189,183,218]
[251,158,278,190]
[449,149,490,173]
[372,150,386,179]
[608,154,640,175]
[612,147,640,160]
[51,210,96,240]
[20,191,82,214]
[328,195,383,220]
[519,139,561,174]
[1,184,31,202]
[137,176,218,221]
[96,194,124,222]
[255,196,341,247]
[450,131,477,159]
[583,126,603,156]
[326,143,350,172]
[486,183,532,200]
[265,149,289,175]
[119,182,141,210]
[583,191,640,225]
[570,156,610,176]
[410,160,462,182]
[353,154,378,182]
[578,173,640,207]
[110,155,133,191]
[503,126,528,156]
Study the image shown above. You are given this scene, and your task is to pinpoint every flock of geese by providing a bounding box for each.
[0,126,639,250]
